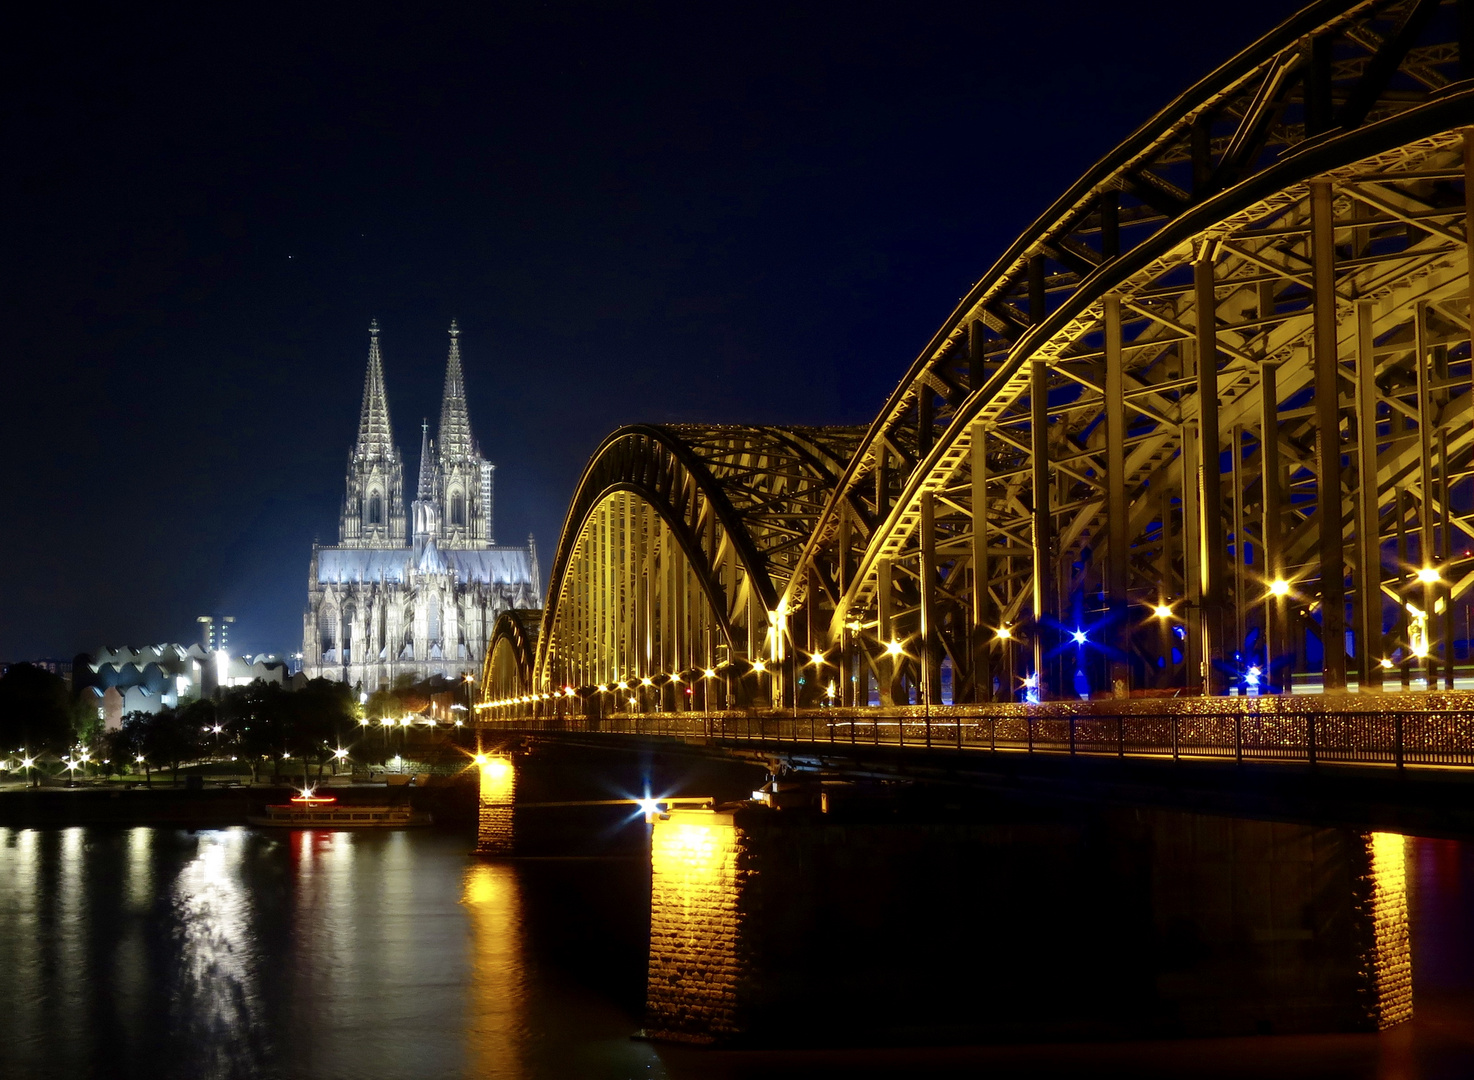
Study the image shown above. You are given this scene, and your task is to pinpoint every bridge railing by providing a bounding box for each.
[481,702,1474,769]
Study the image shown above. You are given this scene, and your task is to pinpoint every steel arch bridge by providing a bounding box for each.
[485,0,1474,726]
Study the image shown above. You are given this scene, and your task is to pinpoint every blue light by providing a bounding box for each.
[1071,629,1087,645]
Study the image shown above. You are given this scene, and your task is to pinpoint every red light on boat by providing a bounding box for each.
[289,794,337,805]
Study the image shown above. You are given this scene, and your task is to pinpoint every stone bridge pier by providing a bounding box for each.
[642,800,1411,1046]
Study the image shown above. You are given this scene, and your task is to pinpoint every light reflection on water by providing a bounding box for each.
[0,825,1469,1080]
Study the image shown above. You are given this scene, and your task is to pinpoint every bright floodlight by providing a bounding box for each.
[1153,604,1173,619]
[1381,657,1394,669]
[703,668,717,679]
[995,626,1012,640]
[810,652,825,666]
[1071,630,1087,645]
[638,798,659,817]
[1269,578,1291,597]
[1418,566,1441,584]
[884,640,905,656]
[751,658,767,673]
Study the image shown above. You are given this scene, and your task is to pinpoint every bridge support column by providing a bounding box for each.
[1104,295,1131,698]
[641,802,1410,1045]
[474,752,518,857]
[1353,301,1384,689]
[1311,179,1347,690]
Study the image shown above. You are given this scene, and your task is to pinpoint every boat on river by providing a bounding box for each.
[247,791,432,829]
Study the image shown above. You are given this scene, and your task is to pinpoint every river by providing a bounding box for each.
[0,824,1470,1079]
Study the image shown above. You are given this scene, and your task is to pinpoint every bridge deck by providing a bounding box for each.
[481,694,1474,771]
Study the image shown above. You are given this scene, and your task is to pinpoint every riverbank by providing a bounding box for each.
[0,780,478,828]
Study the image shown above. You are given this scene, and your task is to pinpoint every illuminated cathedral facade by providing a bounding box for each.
[303,321,540,690]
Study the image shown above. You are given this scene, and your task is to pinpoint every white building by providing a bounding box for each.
[302,321,540,691]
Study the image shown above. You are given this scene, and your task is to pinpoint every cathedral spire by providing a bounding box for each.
[437,320,476,463]
[355,320,395,460]
[417,419,435,500]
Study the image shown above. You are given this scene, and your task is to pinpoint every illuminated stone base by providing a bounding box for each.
[641,805,1413,1045]
[474,755,517,857]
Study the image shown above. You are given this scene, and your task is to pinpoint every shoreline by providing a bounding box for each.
[0,782,477,829]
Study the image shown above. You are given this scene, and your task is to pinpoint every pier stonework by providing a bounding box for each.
[640,804,1413,1046]
[474,754,517,856]
[643,809,743,1042]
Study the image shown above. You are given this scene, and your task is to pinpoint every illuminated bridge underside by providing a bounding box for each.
[489,0,1474,725]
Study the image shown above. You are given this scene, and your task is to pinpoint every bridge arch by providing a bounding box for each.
[484,0,1474,718]
[528,424,864,712]
[781,0,1474,705]
[480,609,541,719]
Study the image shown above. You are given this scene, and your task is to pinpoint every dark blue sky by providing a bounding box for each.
[2,0,1300,660]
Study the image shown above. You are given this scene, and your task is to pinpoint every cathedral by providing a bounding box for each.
[302,321,541,691]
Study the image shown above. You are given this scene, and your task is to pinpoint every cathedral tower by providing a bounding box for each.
[339,320,406,546]
[436,321,494,548]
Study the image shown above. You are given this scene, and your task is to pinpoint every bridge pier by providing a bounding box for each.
[642,798,1410,1046]
[473,752,517,857]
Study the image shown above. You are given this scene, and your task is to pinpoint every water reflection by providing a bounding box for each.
[463,861,527,1078]
[0,823,1467,1079]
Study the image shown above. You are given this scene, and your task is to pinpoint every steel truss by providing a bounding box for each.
[510,425,863,713]
[487,0,1474,715]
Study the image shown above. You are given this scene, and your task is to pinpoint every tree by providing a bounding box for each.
[0,664,74,757]
[120,712,154,784]
[137,708,204,786]
[226,680,290,783]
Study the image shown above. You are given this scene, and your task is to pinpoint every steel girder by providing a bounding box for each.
[487,0,1474,716]
[773,0,1474,706]
[481,608,541,718]
[527,424,864,710]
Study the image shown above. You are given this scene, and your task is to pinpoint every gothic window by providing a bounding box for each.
[320,606,338,656]
[428,601,441,644]
[368,492,383,525]
[342,605,356,663]
[450,492,465,527]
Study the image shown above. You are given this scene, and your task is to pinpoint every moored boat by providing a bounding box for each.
[247,791,432,829]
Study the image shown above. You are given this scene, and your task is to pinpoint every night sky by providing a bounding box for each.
[4,0,1300,661]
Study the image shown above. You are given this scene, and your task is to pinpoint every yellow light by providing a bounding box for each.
[1269,578,1291,597]
[995,626,1013,640]
[810,652,825,666]
[703,668,717,679]
[597,684,608,693]
[564,685,575,695]
[751,658,767,673]
[1418,566,1440,584]
[670,673,681,684]
[1381,657,1394,669]
[640,677,653,687]
[824,681,836,699]
[1152,604,1172,619]
[628,697,638,707]
[473,753,488,765]
[885,639,905,656]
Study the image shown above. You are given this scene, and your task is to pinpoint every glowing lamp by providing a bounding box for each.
[1418,567,1440,584]
[1071,630,1087,645]
[885,640,905,656]
[703,668,717,679]
[1269,579,1291,597]
[751,658,767,673]
[995,626,1013,640]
